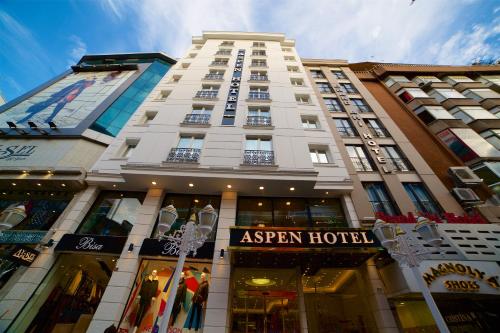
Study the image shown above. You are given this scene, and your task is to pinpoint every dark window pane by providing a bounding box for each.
[237,198,272,227]
[273,198,308,227]
[308,198,347,227]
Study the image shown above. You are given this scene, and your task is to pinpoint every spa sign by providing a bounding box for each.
[229,227,379,249]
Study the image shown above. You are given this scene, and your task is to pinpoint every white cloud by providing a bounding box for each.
[68,35,88,66]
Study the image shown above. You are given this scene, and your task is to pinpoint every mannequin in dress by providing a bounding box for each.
[184,272,209,331]
[133,269,159,332]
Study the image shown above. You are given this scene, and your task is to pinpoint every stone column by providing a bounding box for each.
[342,194,361,228]
[86,188,164,332]
[361,258,399,333]
[0,185,100,332]
[296,267,309,333]
[203,191,237,333]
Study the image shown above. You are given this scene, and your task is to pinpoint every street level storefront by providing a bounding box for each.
[229,226,381,333]
[118,194,221,333]
[379,260,500,333]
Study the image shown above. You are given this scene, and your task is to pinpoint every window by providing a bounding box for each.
[414,106,455,125]
[249,86,270,100]
[463,88,500,101]
[249,71,268,81]
[195,84,219,99]
[284,56,295,61]
[122,139,138,158]
[412,76,441,85]
[310,148,329,163]
[449,106,497,124]
[429,89,466,102]
[205,70,225,80]
[192,105,213,115]
[181,63,190,69]
[384,75,410,87]
[154,90,171,101]
[443,76,474,84]
[302,117,319,129]
[324,98,343,112]
[346,145,374,171]
[287,66,300,72]
[363,183,399,216]
[403,183,442,215]
[211,58,229,66]
[216,49,232,55]
[252,50,266,56]
[317,82,333,93]
[221,41,234,46]
[335,118,357,137]
[282,48,292,52]
[188,53,196,58]
[365,119,389,137]
[184,105,212,124]
[167,135,204,162]
[77,191,146,236]
[397,88,429,103]
[247,107,271,126]
[290,78,304,86]
[296,94,311,104]
[251,59,267,67]
[340,83,357,94]
[248,107,270,118]
[380,146,412,171]
[351,98,371,112]
[244,138,274,165]
[478,75,500,85]
[245,137,272,151]
[143,110,158,124]
[178,135,204,149]
[480,129,500,150]
[253,42,265,48]
[310,70,324,79]
[332,71,347,79]
[171,74,182,83]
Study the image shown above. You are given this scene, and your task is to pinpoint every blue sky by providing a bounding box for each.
[0,0,499,102]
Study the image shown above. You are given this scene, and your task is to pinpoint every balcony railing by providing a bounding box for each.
[195,90,218,99]
[248,92,270,100]
[243,150,274,165]
[386,157,412,172]
[210,61,228,66]
[336,126,357,137]
[251,62,267,67]
[350,157,374,172]
[215,51,231,55]
[246,116,272,127]
[166,148,201,163]
[249,74,268,81]
[183,114,211,125]
[204,73,224,80]
[367,126,390,138]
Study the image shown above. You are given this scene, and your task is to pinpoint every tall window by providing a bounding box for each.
[252,50,266,56]
[248,107,270,118]
[380,146,411,171]
[324,98,343,112]
[335,118,357,137]
[317,83,333,93]
[346,145,374,171]
[403,183,442,215]
[302,117,319,129]
[363,183,399,216]
[351,98,371,112]
[251,59,267,67]
[245,138,272,151]
[340,83,357,94]
[310,70,324,79]
[178,136,204,149]
[332,71,347,79]
[122,142,137,158]
[365,119,389,137]
[310,148,329,163]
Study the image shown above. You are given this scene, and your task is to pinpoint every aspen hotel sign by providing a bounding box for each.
[229,227,380,250]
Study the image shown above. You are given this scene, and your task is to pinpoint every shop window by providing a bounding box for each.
[10,254,117,333]
[236,197,346,227]
[363,182,399,216]
[403,183,442,215]
[76,191,146,236]
[119,259,211,332]
[153,194,221,241]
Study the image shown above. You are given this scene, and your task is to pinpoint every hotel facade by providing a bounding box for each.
[0,32,498,333]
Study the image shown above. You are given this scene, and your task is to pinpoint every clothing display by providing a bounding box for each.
[171,277,187,325]
[184,279,209,331]
[134,277,159,327]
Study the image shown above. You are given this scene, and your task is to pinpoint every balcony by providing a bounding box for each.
[204,73,224,80]
[367,126,391,138]
[166,148,201,163]
[249,74,269,81]
[386,157,413,171]
[210,61,228,66]
[243,150,274,165]
[250,62,267,67]
[195,90,218,99]
[350,157,373,172]
[215,51,231,56]
[246,116,272,127]
[248,92,270,100]
[182,114,210,125]
[336,126,357,137]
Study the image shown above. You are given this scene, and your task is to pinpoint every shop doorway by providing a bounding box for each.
[303,268,377,333]
[231,268,300,333]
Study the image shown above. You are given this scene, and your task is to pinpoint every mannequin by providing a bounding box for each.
[133,269,159,331]
[170,271,187,326]
[184,272,209,331]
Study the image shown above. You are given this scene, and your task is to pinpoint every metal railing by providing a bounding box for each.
[204,73,224,80]
[210,61,228,66]
[246,116,272,127]
[350,157,374,172]
[166,148,201,163]
[386,157,412,171]
[367,126,391,138]
[248,92,270,100]
[249,74,268,81]
[183,114,210,125]
[336,126,357,137]
[243,150,274,165]
[215,51,231,55]
[251,62,267,67]
[195,90,218,99]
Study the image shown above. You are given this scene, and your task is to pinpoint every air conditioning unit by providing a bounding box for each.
[451,187,481,203]
[448,167,483,187]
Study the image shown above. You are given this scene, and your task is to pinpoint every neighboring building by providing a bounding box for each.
[0,53,175,331]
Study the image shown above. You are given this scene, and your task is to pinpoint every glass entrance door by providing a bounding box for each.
[231,268,300,333]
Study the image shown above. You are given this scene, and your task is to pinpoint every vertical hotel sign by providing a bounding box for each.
[221,49,245,125]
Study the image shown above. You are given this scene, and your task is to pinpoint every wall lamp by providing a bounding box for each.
[128,243,134,253]
[219,249,225,258]
[42,239,55,249]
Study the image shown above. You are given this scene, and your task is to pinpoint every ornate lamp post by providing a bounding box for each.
[373,217,450,333]
[157,204,218,332]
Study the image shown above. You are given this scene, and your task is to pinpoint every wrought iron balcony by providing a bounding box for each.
[350,157,374,172]
[183,114,210,125]
[248,92,270,100]
[204,73,224,80]
[195,90,218,99]
[246,116,272,127]
[386,157,412,172]
[249,74,268,81]
[243,150,274,165]
[367,126,391,138]
[336,126,357,137]
[167,148,201,163]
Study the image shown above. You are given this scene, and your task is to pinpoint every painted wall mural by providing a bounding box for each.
[0,70,134,128]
